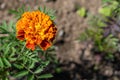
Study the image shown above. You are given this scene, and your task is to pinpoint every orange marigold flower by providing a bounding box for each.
[16,10,57,51]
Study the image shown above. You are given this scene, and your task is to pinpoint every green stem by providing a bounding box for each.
[22,64,39,79]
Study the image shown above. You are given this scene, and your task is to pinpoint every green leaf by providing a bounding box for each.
[77,7,86,17]
[55,68,62,73]
[13,64,24,69]
[38,7,44,12]
[27,52,33,56]
[38,74,53,79]
[43,6,47,14]
[97,20,106,27]
[102,0,111,3]
[34,67,43,74]
[27,6,31,11]
[0,58,4,68]
[38,7,56,20]
[79,32,88,41]
[106,53,114,60]
[27,74,34,80]
[8,21,14,30]
[2,57,11,67]
[13,70,29,78]
[9,9,18,14]
[9,57,17,62]
[0,26,9,33]
[9,6,26,19]
[2,77,9,80]
[29,53,37,58]
[99,7,112,16]
[28,62,35,69]
[3,21,7,29]
[44,61,50,66]
[10,47,16,57]
[4,43,12,56]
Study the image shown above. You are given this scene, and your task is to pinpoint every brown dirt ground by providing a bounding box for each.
[0,0,101,63]
[1,0,120,80]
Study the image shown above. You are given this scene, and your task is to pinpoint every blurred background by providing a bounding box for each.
[1,0,120,80]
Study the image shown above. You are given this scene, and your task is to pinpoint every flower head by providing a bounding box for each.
[16,10,57,50]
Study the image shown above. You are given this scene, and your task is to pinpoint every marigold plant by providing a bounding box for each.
[0,6,57,80]
[16,10,57,50]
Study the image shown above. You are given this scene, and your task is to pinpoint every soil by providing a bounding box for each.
[0,0,120,80]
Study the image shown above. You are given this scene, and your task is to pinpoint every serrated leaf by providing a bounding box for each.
[13,70,29,78]
[38,74,53,79]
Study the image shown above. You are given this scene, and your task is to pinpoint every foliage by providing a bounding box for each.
[9,6,28,19]
[77,7,87,17]
[102,0,113,3]
[38,6,56,20]
[100,0,119,17]
[80,16,119,53]
[0,6,57,80]
[9,6,56,20]
[79,0,120,58]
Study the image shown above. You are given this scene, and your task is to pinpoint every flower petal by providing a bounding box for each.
[40,40,51,50]
[17,30,25,40]
[26,41,35,50]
